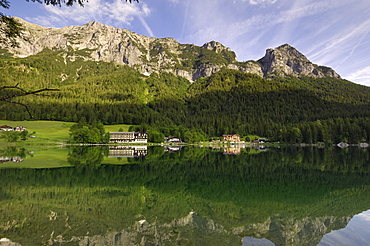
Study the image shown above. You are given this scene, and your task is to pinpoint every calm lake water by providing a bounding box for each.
[0,145,370,246]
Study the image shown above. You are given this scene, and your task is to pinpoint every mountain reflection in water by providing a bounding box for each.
[0,146,369,245]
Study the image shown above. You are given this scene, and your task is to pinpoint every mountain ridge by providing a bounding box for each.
[1,18,339,82]
[1,18,370,143]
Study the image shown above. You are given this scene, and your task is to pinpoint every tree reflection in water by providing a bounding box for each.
[0,146,369,245]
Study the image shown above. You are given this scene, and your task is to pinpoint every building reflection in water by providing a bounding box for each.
[223,147,242,155]
[108,146,148,158]
[164,146,184,152]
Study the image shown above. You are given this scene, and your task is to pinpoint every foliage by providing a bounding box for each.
[0,130,28,142]
[178,44,236,69]
[1,50,370,143]
[0,0,23,47]
[69,121,109,143]
[67,146,105,169]
[0,15,23,48]
[27,0,139,6]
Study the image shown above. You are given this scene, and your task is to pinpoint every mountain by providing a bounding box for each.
[1,18,338,81]
[258,44,340,79]
[1,18,370,143]
[42,212,351,246]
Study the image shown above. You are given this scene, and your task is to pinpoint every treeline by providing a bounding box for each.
[1,51,370,143]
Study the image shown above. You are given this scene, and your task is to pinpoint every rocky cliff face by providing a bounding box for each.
[1,18,340,81]
[258,44,341,79]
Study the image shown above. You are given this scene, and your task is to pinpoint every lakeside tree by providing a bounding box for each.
[69,121,109,144]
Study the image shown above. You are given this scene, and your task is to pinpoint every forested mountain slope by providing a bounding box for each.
[1,19,370,143]
[1,48,370,143]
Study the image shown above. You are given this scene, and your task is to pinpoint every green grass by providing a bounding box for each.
[0,146,71,169]
[0,120,74,143]
[0,120,132,144]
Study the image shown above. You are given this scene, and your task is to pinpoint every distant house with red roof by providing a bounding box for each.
[0,125,13,131]
[222,134,241,143]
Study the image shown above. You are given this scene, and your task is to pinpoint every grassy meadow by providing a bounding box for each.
[0,120,131,144]
[0,120,132,168]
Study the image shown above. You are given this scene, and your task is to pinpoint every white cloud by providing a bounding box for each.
[358,213,370,221]
[345,65,370,86]
[185,0,345,47]
[307,18,370,66]
[26,0,154,36]
[246,0,278,5]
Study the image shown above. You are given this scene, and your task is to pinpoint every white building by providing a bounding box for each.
[109,132,148,143]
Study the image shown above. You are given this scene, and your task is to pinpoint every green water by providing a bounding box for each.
[0,146,370,245]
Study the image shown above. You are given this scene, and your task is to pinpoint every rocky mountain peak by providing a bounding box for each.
[202,41,232,54]
[275,44,310,62]
[1,19,341,81]
[86,21,102,27]
[258,44,340,79]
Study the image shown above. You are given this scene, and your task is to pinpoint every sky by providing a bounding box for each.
[4,0,370,87]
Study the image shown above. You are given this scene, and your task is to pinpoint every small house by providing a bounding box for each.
[222,134,241,143]
[164,136,182,143]
[0,125,13,131]
[14,126,27,132]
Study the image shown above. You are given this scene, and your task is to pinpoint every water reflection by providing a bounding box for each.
[108,146,148,158]
[164,145,184,152]
[319,210,370,246]
[243,237,275,246]
[0,146,26,163]
[0,146,369,245]
[224,147,242,155]
[0,156,23,163]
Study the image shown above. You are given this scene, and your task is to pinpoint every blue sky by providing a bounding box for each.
[5,0,370,86]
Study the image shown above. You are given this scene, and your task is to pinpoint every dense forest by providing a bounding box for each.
[1,49,370,143]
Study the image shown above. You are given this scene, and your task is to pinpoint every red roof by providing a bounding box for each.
[0,125,13,129]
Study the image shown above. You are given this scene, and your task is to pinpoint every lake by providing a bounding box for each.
[0,145,370,246]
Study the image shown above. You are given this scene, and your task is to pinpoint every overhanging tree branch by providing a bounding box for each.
[26,0,139,7]
[0,0,23,48]
[0,84,59,118]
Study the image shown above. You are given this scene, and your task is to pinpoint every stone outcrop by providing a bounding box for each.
[258,44,341,79]
[202,41,231,53]
[1,18,341,81]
